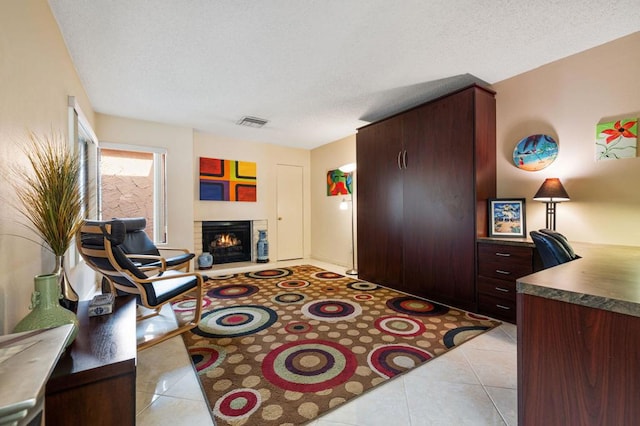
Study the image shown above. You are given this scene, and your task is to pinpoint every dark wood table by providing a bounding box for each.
[517,243,640,425]
[45,296,137,425]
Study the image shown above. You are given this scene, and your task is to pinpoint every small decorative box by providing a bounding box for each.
[88,293,115,317]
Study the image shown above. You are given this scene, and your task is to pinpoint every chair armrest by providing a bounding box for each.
[142,270,204,283]
[125,254,168,272]
[158,247,191,254]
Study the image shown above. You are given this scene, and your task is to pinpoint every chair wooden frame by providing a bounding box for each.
[77,220,204,350]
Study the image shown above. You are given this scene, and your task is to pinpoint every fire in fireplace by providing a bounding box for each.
[212,233,241,248]
[202,221,251,264]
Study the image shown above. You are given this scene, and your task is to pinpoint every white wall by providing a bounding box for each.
[96,114,195,252]
[194,131,311,260]
[0,0,95,333]
[494,32,640,245]
[309,134,356,267]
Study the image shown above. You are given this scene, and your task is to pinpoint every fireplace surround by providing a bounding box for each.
[201,221,252,265]
[194,220,268,266]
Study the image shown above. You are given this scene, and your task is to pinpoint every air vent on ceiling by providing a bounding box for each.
[236,116,269,128]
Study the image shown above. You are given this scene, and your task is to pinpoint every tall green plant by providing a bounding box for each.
[11,131,83,256]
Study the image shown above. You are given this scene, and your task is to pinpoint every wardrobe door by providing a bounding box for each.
[356,115,404,287]
[402,88,477,310]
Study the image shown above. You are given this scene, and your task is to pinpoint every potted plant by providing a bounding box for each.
[10,130,84,312]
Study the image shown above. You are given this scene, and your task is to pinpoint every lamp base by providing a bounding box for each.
[345,269,358,276]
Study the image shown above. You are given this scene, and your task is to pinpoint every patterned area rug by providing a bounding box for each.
[172,265,500,425]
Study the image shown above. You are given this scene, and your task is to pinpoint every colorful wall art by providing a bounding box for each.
[199,157,257,201]
[326,169,352,196]
[512,134,558,171]
[596,118,638,161]
[488,198,526,238]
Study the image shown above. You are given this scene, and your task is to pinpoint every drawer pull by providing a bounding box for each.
[496,304,511,310]
[495,287,510,293]
[495,252,511,257]
[495,269,511,275]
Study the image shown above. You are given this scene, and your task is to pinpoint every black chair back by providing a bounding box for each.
[77,220,148,289]
[539,228,580,260]
[530,230,575,269]
[115,217,194,270]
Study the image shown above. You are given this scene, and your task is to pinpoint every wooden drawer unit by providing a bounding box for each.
[477,241,535,323]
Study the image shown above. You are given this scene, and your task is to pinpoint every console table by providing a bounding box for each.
[517,242,640,425]
[45,296,136,425]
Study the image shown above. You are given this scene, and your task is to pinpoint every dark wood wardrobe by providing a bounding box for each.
[356,84,496,312]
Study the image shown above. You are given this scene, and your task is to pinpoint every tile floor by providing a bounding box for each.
[135,259,518,426]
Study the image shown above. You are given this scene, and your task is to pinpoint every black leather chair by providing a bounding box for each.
[539,229,580,261]
[77,219,204,350]
[530,229,579,269]
[116,217,195,272]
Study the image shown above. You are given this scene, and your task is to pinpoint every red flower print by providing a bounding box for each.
[601,120,637,144]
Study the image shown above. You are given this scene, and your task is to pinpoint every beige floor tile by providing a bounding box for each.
[462,326,517,353]
[498,322,517,342]
[485,386,518,426]
[137,336,195,394]
[135,391,159,416]
[162,365,209,401]
[403,346,480,385]
[461,347,517,389]
[136,394,214,426]
[317,376,411,426]
[405,381,507,425]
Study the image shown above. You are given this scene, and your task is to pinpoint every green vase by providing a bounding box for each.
[14,273,79,347]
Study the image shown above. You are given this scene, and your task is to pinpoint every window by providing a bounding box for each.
[68,96,99,270]
[69,96,99,220]
[98,144,167,243]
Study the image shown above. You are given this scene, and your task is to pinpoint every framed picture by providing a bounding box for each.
[488,198,526,238]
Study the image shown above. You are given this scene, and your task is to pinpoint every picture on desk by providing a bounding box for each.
[488,198,526,237]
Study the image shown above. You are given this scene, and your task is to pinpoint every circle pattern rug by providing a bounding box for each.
[192,305,278,338]
[173,265,499,426]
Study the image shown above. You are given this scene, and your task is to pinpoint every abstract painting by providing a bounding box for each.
[326,169,352,196]
[596,118,638,161]
[200,157,257,201]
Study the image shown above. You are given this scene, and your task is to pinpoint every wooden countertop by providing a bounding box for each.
[516,242,640,318]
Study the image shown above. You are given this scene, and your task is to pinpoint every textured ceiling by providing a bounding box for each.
[48,1,639,149]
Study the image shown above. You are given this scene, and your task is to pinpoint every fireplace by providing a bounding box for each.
[202,221,252,264]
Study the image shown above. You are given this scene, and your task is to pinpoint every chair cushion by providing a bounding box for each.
[81,219,126,246]
[116,217,194,269]
[117,217,162,258]
[146,270,199,306]
[118,217,147,232]
[530,230,573,269]
[539,229,579,259]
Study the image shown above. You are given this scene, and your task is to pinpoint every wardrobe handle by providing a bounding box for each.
[397,151,402,170]
[402,150,408,169]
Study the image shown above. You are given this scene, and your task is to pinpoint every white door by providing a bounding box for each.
[276,164,304,260]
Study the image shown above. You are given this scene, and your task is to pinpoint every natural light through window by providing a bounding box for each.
[99,145,167,243]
